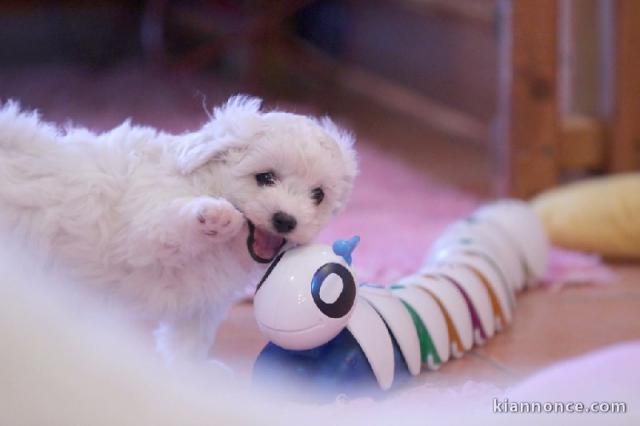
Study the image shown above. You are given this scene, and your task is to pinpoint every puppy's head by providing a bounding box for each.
[176,96,358,263]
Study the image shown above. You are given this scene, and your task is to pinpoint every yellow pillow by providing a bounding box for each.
[532,173,640,260]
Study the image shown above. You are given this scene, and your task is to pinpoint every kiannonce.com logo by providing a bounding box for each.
[493,398,628,414]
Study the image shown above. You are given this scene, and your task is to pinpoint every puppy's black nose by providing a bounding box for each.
[272,211,297,234]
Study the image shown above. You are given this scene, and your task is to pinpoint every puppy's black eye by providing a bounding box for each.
[311,187,324,205]
[255,172,277,187]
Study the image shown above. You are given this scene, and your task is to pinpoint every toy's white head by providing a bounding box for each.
[253,237,360,350]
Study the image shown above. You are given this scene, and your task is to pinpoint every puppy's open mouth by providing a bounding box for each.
[247,221,286,263]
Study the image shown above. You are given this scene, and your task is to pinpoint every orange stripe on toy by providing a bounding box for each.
[415,278,465,356]
[466,266,507,330]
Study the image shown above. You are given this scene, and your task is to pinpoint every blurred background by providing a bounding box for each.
[0,0,638,198]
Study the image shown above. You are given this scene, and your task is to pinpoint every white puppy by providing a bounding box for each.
[0,96,357,364]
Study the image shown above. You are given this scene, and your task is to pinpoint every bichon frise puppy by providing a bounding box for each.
[0,96,358,365]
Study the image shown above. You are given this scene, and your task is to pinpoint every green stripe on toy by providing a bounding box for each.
[399,299,441,366]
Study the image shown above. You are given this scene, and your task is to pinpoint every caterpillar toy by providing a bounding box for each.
[252,200,548,398]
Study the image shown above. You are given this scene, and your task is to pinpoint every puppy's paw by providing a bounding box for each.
[184,197,244,243]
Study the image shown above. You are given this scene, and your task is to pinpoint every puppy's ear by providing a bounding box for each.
[318,117,359,213]
[319,116,356,151]
[176,95,263,174]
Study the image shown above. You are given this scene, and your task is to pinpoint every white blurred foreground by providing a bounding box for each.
[0,235,637,426]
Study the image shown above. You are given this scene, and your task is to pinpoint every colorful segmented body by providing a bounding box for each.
[253,200,548,396]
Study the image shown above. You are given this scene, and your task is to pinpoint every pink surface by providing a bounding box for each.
[318,143,480,283]
[507,340,640,401]
[319,341,640,423]
[317,144,615,287]
[544,247,617,289]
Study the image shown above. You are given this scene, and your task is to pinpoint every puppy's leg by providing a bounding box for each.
[181,196,245,244]
[136,196,245,261]
[154,311,224,365]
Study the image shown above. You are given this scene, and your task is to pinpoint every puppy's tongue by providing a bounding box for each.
[252,226,285,261]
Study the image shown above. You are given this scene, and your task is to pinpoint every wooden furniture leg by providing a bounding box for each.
[604,0,640,171]
[495,0,560,197]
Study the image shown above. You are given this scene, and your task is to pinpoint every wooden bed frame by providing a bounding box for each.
[495,0,640,197]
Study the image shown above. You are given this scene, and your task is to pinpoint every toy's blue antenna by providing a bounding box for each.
[332,236,360,266]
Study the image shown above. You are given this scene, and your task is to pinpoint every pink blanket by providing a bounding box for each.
[318,143,479,283]
[318,143,614,287]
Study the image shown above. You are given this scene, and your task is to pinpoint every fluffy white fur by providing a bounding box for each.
[0,96,357,364]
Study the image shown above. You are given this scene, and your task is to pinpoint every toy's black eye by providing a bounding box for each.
[311,263,356,318]
[311,187,324,205]
[255,172,277,187]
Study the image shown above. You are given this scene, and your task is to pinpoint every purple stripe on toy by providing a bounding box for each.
[438,275,487,341]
